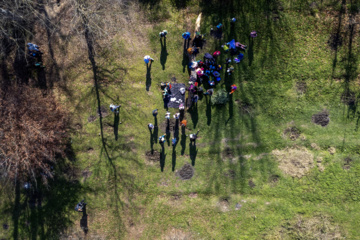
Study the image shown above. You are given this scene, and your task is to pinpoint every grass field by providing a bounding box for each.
[1,0,360,239]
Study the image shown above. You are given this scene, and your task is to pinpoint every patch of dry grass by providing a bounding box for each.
[272,147,314,178]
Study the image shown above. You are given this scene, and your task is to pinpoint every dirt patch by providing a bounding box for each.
[162,228,194,240]
[74,123,82,130]
[82,169,92,182]
[328,33,343,50]
[341,90,356,106]
[296,81,307,94]
[328,147,336,155]
[272,147,314,178]
[343,157,352,170]
[171,193,181,201]
[235,99,253,114]
[312,110,330,127]
[145,150,160,163]
[97,105,109,118]
[217,198,230,212]
[283,126,301,140]
[248,179,256,188]
[269,175,280,184]
[224,169,236,179]
[265,215,343,240]
[189,192,198,198]
[177,163,194,180]
[223,147,234,158]
[88,115,97,122]
[311,143,320,150]
[235,203,242,210]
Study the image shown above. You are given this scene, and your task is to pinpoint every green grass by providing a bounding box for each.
[1,0,360,239]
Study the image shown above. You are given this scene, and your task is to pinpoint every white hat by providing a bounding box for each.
[180,88,185,94]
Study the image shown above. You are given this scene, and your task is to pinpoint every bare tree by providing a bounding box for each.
[0,85,68,184]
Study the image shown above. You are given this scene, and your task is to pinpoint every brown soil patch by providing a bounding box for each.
[223,147,234,158]
[312,110,330,127]
[189,192,198,198]
[177,163,194,180]
[296,81,307,94]
[248,179,256,188]
[343,157,352,170]
[171,193,182,201]
[217,198,230,212]
[328,147,336,155]
[88,115,97,122]
[161,228,195,240]
[283,126,301,140]
[82,169,92,181]
[235,99,253,114]
[269,175,280,184]
[311,143,320,150]
[97,105,109,118]
[145,150,160,163]
[272,147,314,178]
[264,215,343,239]
[224,169,236,179]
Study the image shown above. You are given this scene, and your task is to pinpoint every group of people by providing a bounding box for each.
[148,108,199,147]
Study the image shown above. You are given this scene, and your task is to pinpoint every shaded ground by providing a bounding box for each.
[177,163,194,180]
[312,110,330,127]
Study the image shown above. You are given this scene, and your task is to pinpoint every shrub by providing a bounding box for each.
[211,89,229,105]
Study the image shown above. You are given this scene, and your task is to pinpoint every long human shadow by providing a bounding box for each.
[146,62,152,91]
[172,146,176,171]
[180,127,186,155]
[182,39,190,73]
[160,144,166,172]
[188,104,199,128]
[166,119,171,146]
[154,116,158,143]
[149,128,154,153]
[205,95,212,125]
[160,38,168,70]
[114,112,120,141]
[80,205,88,235]
[189,142,197,166]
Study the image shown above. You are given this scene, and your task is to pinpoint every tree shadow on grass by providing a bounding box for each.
[6,150,83,240]
[82,11,140,237]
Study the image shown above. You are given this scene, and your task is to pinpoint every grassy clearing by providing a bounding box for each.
[1,0,360,239]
